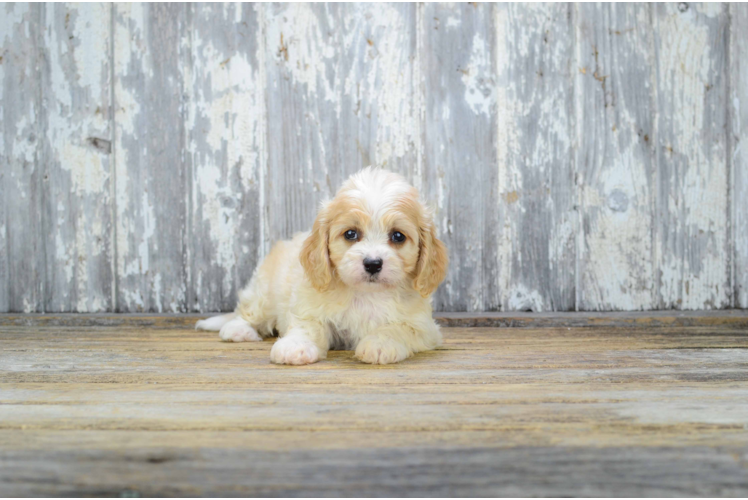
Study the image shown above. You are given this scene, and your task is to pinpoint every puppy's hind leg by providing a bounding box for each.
[195,312,236,331]
[197,313,262,342]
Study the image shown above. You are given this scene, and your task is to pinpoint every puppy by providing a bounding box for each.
[196,167,448,365]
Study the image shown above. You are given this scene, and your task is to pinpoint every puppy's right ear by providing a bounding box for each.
[300,203,333,291]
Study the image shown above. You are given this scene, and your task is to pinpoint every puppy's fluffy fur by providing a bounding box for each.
[196,168,448,365]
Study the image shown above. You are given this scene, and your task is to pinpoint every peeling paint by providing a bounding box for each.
[1,3,44,312]
[462,33,495,116]
[266,4,335,101]
[114,3,188,312]
[496,3,575,312]
[506,284,545,312]
[187,3,265,312]
[502,191,519,204]
[575,3,658,311]
[1,3,744,313]
[424,3,498,312]
[654,3,729,309]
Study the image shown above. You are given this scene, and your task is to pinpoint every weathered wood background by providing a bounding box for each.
[1,3,745,313]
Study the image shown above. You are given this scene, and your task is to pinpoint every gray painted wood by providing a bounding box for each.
[113,4,189,312]
[732,3,748,308]
[264,3,419,247]
[653,3,730,310]
[575,4,656,311]
[1,3,44,313]
[3,446,748,497]
[40,3,114,312]
[1,3,745,312]
[0,170,5,311]
[422,3,500,312]
[187,3,264,312]
[495,3,575,312]
[0,5,13,312]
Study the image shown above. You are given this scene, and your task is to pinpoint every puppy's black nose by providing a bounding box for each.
[363,258,383,275]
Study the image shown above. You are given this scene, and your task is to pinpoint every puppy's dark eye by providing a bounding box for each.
[391,231,406,243]
[344,229,358,241]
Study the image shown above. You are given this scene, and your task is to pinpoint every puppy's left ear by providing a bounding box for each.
[300,203,333,291]
[413,217,448,297]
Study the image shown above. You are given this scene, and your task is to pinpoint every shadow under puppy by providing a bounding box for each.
[196,168,448,365]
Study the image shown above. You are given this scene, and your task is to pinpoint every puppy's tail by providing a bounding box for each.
[195,312,237,331]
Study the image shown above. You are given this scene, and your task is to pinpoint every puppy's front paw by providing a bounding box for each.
[219,318,261,342]
[355,336,410,365]
[270,336,321,365]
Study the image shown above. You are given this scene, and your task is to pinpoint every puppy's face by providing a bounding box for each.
[300,169,448,297]
[327,195,420,290]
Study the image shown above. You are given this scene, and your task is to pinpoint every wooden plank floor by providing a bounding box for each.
[1,314,748,496]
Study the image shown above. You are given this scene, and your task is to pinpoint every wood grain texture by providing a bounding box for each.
[732,3,748,307]
[496,3,575,312]
[654,3,730,310]
[422,3,499,312]
[1,320,747,496]
[1,446,747,497]
[113,3,189,312]
[1,3,44,313]
[40,3,114,313]
[264,3,419,247]
[575,4,656,310]
[187,3,264,312]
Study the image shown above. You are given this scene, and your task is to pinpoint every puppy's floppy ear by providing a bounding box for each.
[300,203,333,291]
[413,215,448,297]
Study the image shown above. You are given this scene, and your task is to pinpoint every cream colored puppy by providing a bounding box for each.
[196,167,448,365]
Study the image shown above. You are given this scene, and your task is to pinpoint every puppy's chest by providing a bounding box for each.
[328,295,393,349]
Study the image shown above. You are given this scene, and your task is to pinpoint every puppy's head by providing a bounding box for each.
[300,168,448,297]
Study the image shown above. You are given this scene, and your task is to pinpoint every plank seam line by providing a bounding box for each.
[2,8,9,311]
[649,2,663,310]
[414,2,425,197]
[571,1,581,313]
[110,4,118,313]
[37,4,48,314]
[479,3,490,313]
[647,3,658,311]
[258,3,269,268]
[182,2,191,311]
[726,2,735,309]
[491,3,502,312]
[182,3,191,314]
[490,3,499,312]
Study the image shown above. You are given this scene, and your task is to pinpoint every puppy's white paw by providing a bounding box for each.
[355,336,410,365]
[219,318,261,342]
[270,336,321,365]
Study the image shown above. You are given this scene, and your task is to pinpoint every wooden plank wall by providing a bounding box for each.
[0,3,743,313]
[731,3,748,307]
